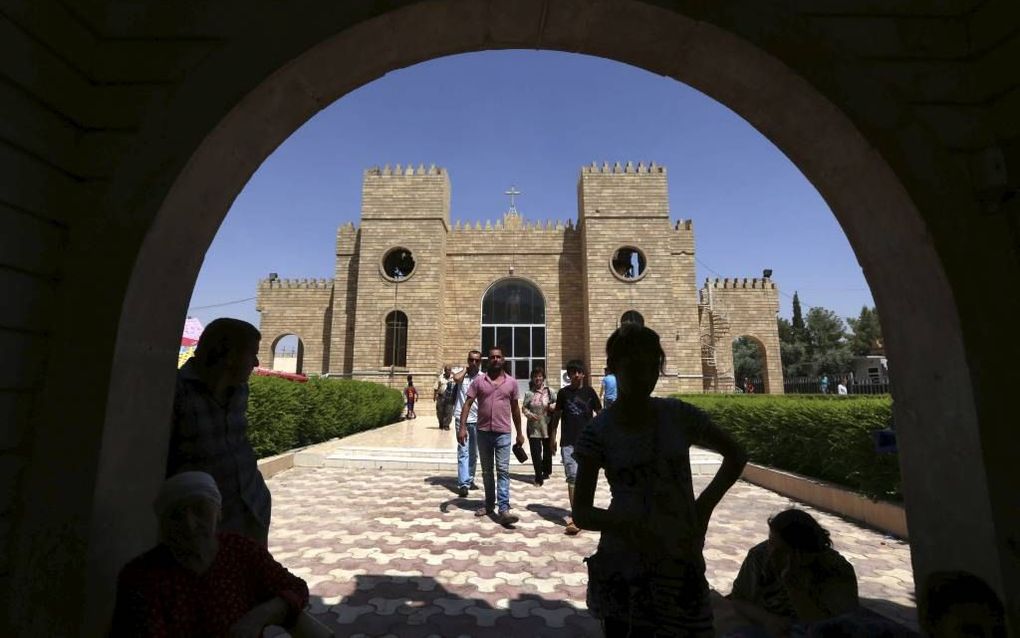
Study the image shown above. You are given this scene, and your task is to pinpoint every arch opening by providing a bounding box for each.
[270,334,305,374]
[39,2,1011,634]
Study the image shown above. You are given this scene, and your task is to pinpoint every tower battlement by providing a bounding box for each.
[452,218,577,232]
[580,161,665,175]
[578,161,669,220]
[708,277,776,290]
[364,163,445,177]
[259,277,333,290]
[361,163,450,222]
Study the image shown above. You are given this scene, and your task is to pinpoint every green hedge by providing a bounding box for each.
[676,394,901,501]
[247,376,404,458]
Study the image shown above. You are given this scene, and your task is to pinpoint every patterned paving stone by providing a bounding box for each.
[267,465,918,635]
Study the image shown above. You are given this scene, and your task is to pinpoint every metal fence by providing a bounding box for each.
[783,376,891,395]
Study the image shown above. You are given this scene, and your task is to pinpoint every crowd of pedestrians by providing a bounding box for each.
[108,317,1007,637]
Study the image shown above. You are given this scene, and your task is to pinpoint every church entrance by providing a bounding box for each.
[480,279,546,381]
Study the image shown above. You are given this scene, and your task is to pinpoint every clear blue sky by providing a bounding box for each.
[189,50,873,333]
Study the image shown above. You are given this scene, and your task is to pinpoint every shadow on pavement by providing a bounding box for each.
[308,573,598,637]
[525,503,570,527]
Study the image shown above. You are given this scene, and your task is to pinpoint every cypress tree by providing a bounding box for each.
[791,292,805,338]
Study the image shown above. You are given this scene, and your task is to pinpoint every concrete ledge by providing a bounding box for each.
[741,463,908,539]
[257,451,295,480]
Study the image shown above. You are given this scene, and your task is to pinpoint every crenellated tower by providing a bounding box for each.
[577,162,703,392]
[350,164,450,383]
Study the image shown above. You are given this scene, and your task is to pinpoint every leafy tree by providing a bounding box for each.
[777,317,810,377]
[732,337,763,384]
[847,306,882,356]
[805,307,852,375]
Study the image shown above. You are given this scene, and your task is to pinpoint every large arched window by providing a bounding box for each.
[481,279,545,379]
[384,310,408,367]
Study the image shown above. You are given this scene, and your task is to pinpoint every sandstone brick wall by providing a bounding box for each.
[328,223,359,375]
[443,226,585,382]
[349,166,449,388]
[701,278,784,394]
[578,163,704,395]
[255,278,333,374]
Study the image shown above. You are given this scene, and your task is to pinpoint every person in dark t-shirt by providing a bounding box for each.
[549,359,601,535]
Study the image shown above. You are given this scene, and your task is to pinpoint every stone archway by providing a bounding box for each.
[4,2,1017,633]
[269,334,305,374]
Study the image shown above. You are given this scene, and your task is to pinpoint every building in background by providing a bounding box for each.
[256,163,783,393]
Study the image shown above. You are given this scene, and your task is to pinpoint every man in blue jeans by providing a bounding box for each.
[452,350,482,498]
[458,347,525,526]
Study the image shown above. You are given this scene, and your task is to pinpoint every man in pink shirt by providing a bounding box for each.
[458,346,525,526]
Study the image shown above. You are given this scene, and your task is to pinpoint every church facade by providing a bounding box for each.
[256,162,783,394]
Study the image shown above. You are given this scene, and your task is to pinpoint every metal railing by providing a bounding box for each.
[783,376,891,395]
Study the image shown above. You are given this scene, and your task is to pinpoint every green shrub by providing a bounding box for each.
[247,376,404,457]
[675,394,901,501]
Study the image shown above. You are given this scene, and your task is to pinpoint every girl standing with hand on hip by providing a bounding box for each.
[572,324,748,637]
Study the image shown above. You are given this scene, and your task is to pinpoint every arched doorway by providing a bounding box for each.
[732,335,766,394]
[480,279,545,381]
[270,334,305,374]
[6,2,1017,633]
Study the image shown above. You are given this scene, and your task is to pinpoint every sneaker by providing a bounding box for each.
[469,482,479,490]
[457,486,469,498]
[498,510,519,526]
[534,477,544,487]
[564,520,581,536]
[475,506,493,517]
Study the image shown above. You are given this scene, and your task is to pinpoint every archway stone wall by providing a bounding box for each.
[1,1,1018,633]
[703,278,784,394]
[256,279,333,374]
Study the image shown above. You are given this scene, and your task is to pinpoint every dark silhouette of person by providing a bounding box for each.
[726,509,859,635]
[168,318,271,545]
[572,324,748,636]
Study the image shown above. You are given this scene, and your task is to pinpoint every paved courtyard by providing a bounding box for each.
[266,420,917,637]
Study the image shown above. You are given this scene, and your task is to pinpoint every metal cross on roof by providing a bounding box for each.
[504,186,521,214]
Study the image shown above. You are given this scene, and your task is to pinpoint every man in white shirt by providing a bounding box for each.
[452,351,482,497]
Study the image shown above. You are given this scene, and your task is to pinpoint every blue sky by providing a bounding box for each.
[188,50,873,333]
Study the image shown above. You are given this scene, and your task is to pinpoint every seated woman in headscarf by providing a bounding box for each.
[110,471,329,637]
[724,508,859,636]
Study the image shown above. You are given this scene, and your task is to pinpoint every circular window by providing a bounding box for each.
[610,246,647,281]
[381,247,416,281]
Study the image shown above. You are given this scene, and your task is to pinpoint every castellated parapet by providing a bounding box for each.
[361,163,450,228]
[578,161,669,220]
[259,277,333,289]
[709,277,777,290]
[256,162,783,397]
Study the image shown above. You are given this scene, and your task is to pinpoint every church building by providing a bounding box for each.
[256,162,783,394]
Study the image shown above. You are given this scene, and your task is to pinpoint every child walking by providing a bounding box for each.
[404,374,417,420]
[572,324,748,637]
[549,359,601,536]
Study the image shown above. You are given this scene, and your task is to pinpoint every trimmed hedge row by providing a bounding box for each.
[676,394,901,501]
[247,376,404,458]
